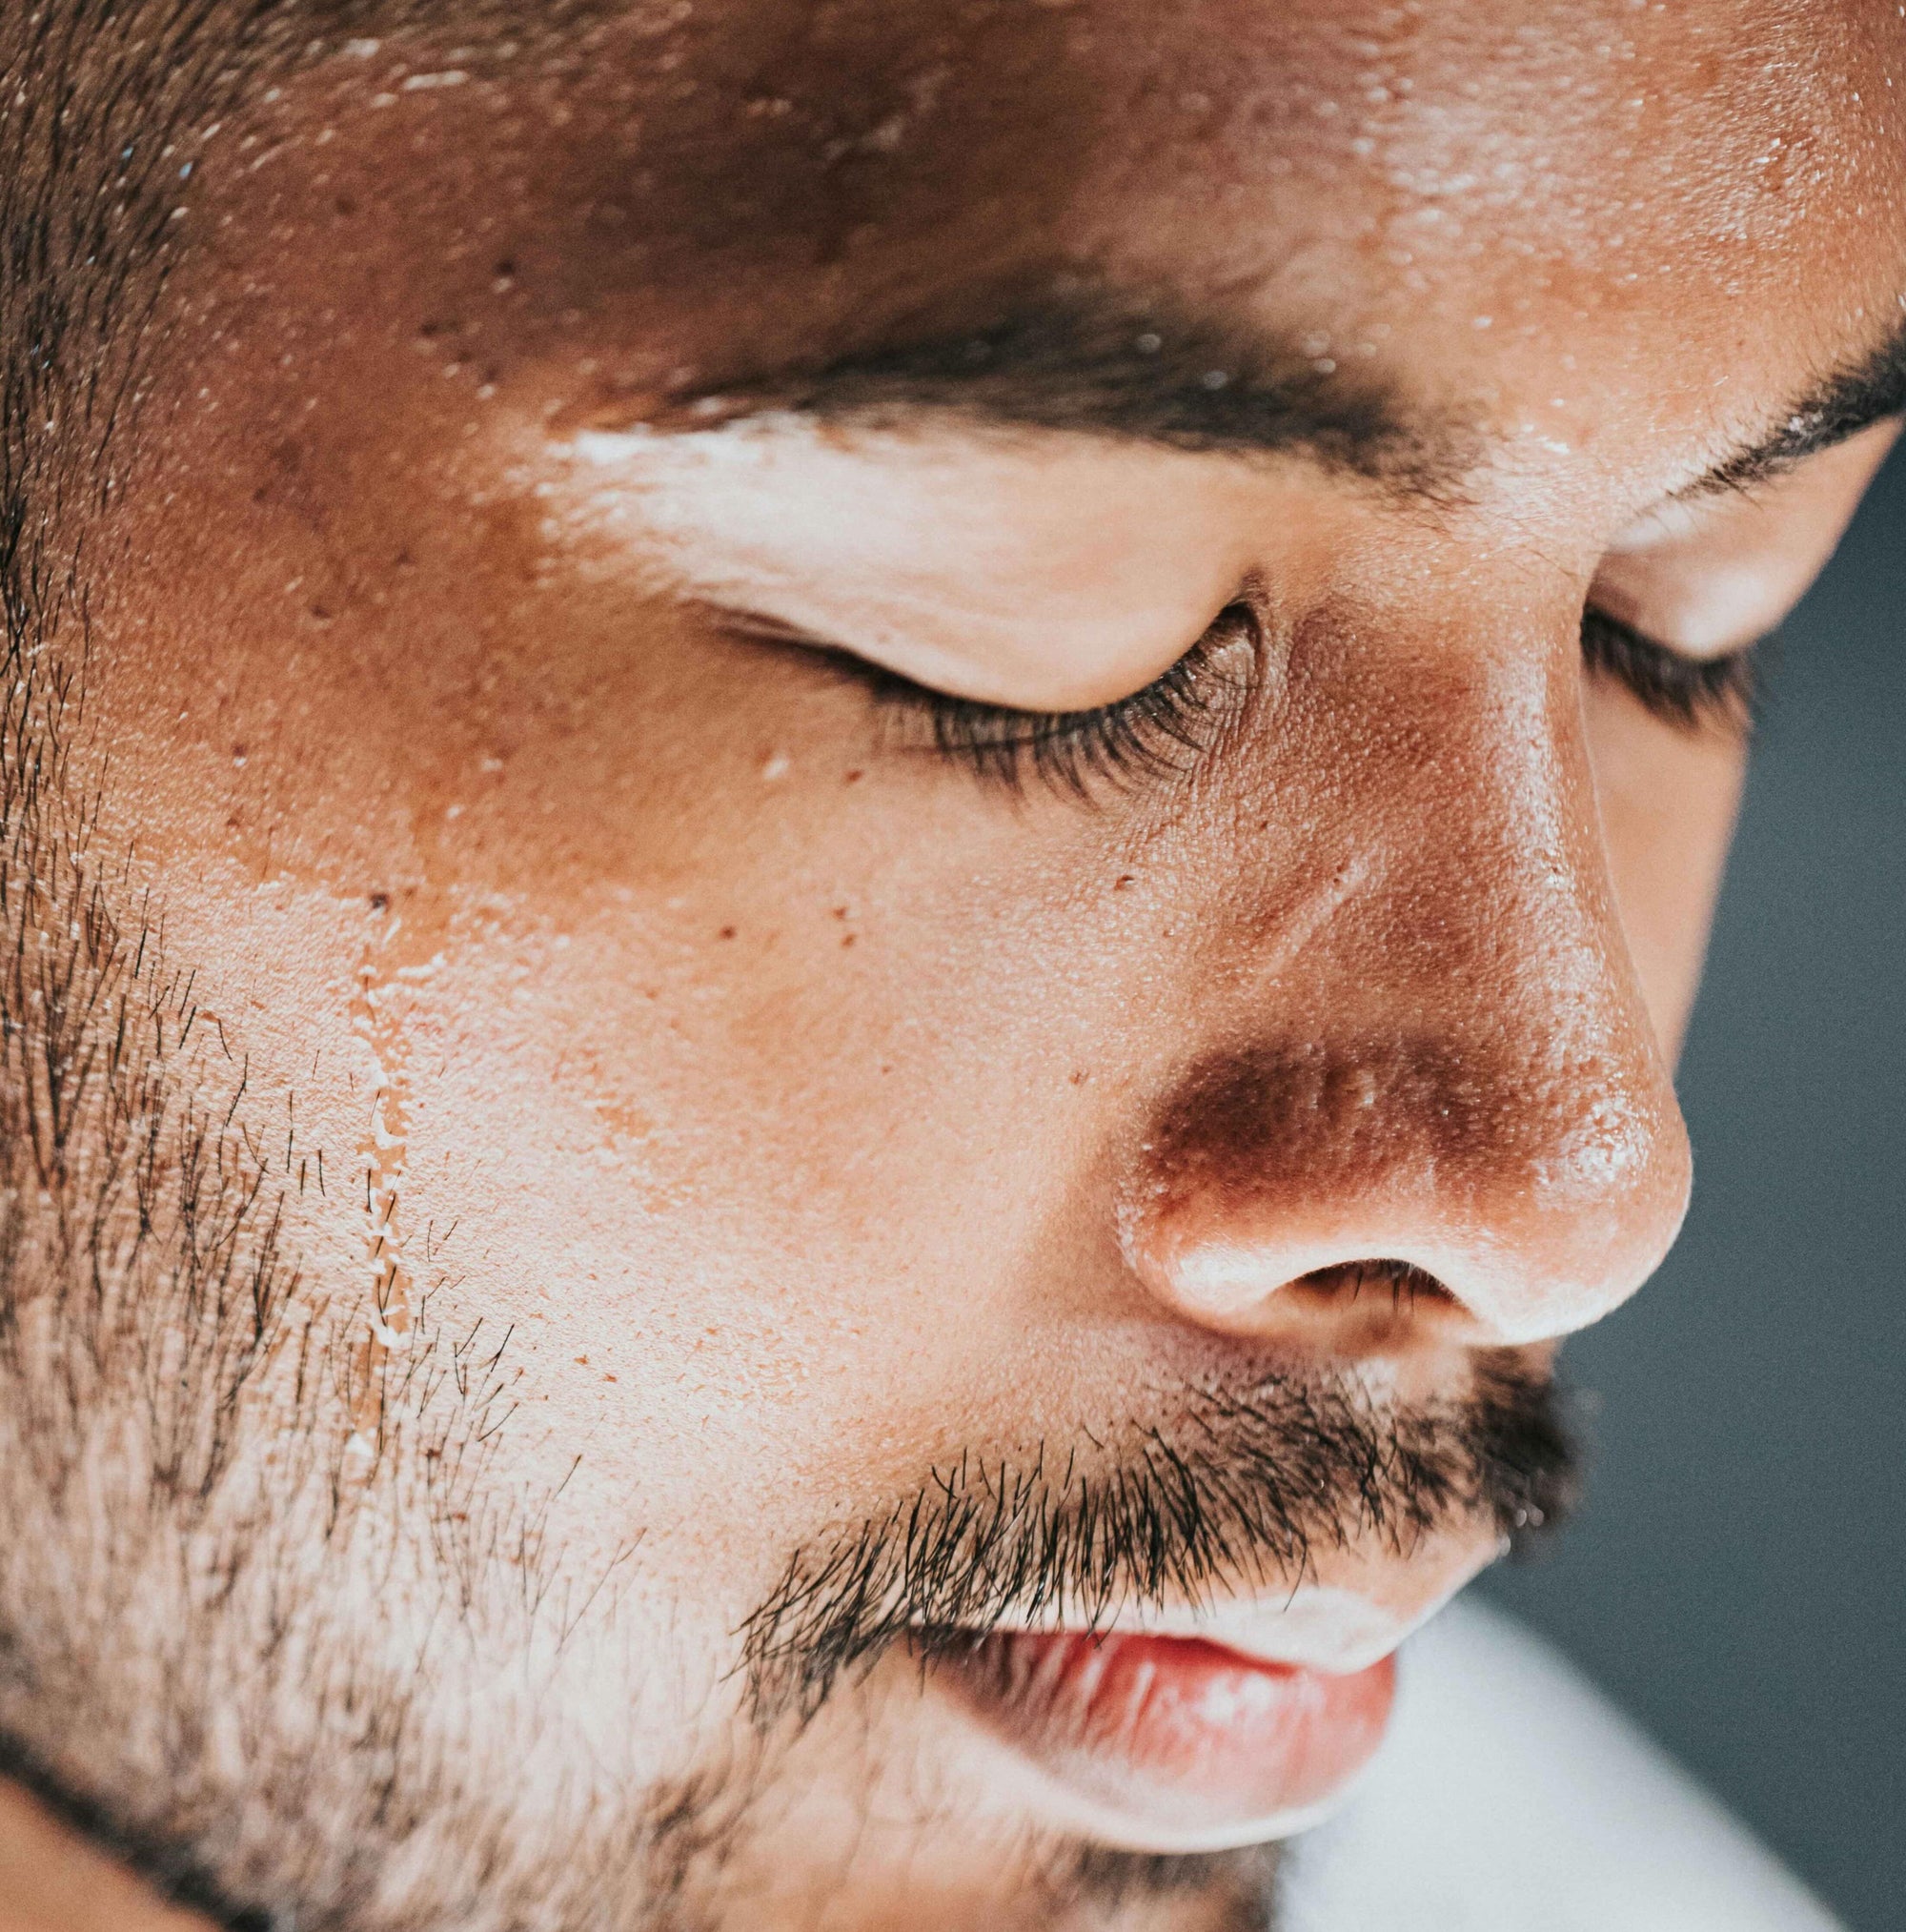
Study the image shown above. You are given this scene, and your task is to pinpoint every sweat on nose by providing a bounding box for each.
[1115,1039,1691,1350]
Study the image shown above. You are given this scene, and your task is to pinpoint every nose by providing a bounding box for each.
[1119,604,1693,1351]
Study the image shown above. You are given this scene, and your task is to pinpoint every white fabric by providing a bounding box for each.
[1279,1596,1843,1932]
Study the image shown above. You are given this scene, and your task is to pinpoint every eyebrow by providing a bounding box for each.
[660,289,1479,495]
[660,287,1906,498]
[1702,309,1906,492]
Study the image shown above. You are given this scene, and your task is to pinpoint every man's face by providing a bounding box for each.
[1,1,1901,1927]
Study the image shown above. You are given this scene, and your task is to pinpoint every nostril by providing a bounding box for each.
[1293,1258,1459,1312]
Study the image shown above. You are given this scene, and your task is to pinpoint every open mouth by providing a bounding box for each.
[936,1626,1397,1851]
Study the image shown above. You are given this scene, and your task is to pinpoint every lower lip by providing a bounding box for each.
[941,1630,1395,1846]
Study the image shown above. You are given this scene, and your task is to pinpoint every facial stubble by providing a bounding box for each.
[0,523,1577,1932]
[0,12,1581,1922]
[0,655,1578,1931]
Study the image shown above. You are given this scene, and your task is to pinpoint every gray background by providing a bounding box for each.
[1482,441,1905,1932]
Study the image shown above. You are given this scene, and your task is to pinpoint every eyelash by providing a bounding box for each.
[720,599,1761,798]
[870,604,1761,795]
[1577,606,1762,734]
[853,600,1262,798]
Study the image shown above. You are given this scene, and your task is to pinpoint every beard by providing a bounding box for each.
[0,9,1595,1927]
[742,1351,1572,1726]
[0,749,1576,1930]
[0,508,1574,1932]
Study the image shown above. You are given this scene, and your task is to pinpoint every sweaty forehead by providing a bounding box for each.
[289,1,1904,271]
[135,0,1906,498]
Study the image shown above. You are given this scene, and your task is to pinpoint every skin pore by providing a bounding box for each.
[0,2,1901,1929]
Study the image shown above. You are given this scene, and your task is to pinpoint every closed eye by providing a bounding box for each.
[1579,605,1763,735]
[715,597,1760,802]
[852,599,1263,797]
[710,598,1262,798]
[882,604,1762,794]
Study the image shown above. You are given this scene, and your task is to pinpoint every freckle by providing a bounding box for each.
[841,932,856,948]
[574,1355,589,1366]
[719,925,737,940]
[831,905,850,920]
[603,1373,618,1383]
[1069,1069,1089,1085]
[843,768,863,784]
[1113,874,1135,891]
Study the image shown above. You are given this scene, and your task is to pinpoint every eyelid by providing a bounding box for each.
[714,595,1755,803]
[708,596,1263,798]
[1579,604,1763,735]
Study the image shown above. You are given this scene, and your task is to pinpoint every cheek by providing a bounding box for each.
[1580,679,1746,1059]
[77,521,1133,1520]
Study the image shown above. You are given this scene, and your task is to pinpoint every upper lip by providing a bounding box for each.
[966,1548,1497,1675]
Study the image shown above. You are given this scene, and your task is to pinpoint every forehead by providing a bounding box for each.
[174,0,1906,498]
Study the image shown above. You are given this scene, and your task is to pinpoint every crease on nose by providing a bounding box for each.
[1117,1032,1693,1350]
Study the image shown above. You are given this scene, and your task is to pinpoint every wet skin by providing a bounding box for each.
[1,1,1903,1928]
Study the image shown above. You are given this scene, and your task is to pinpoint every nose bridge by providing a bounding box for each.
[1126,596,1693,1348]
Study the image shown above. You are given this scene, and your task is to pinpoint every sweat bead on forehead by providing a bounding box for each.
[157,0,1905,498]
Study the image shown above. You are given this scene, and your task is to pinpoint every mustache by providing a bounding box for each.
[740,1351,1579,1721]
